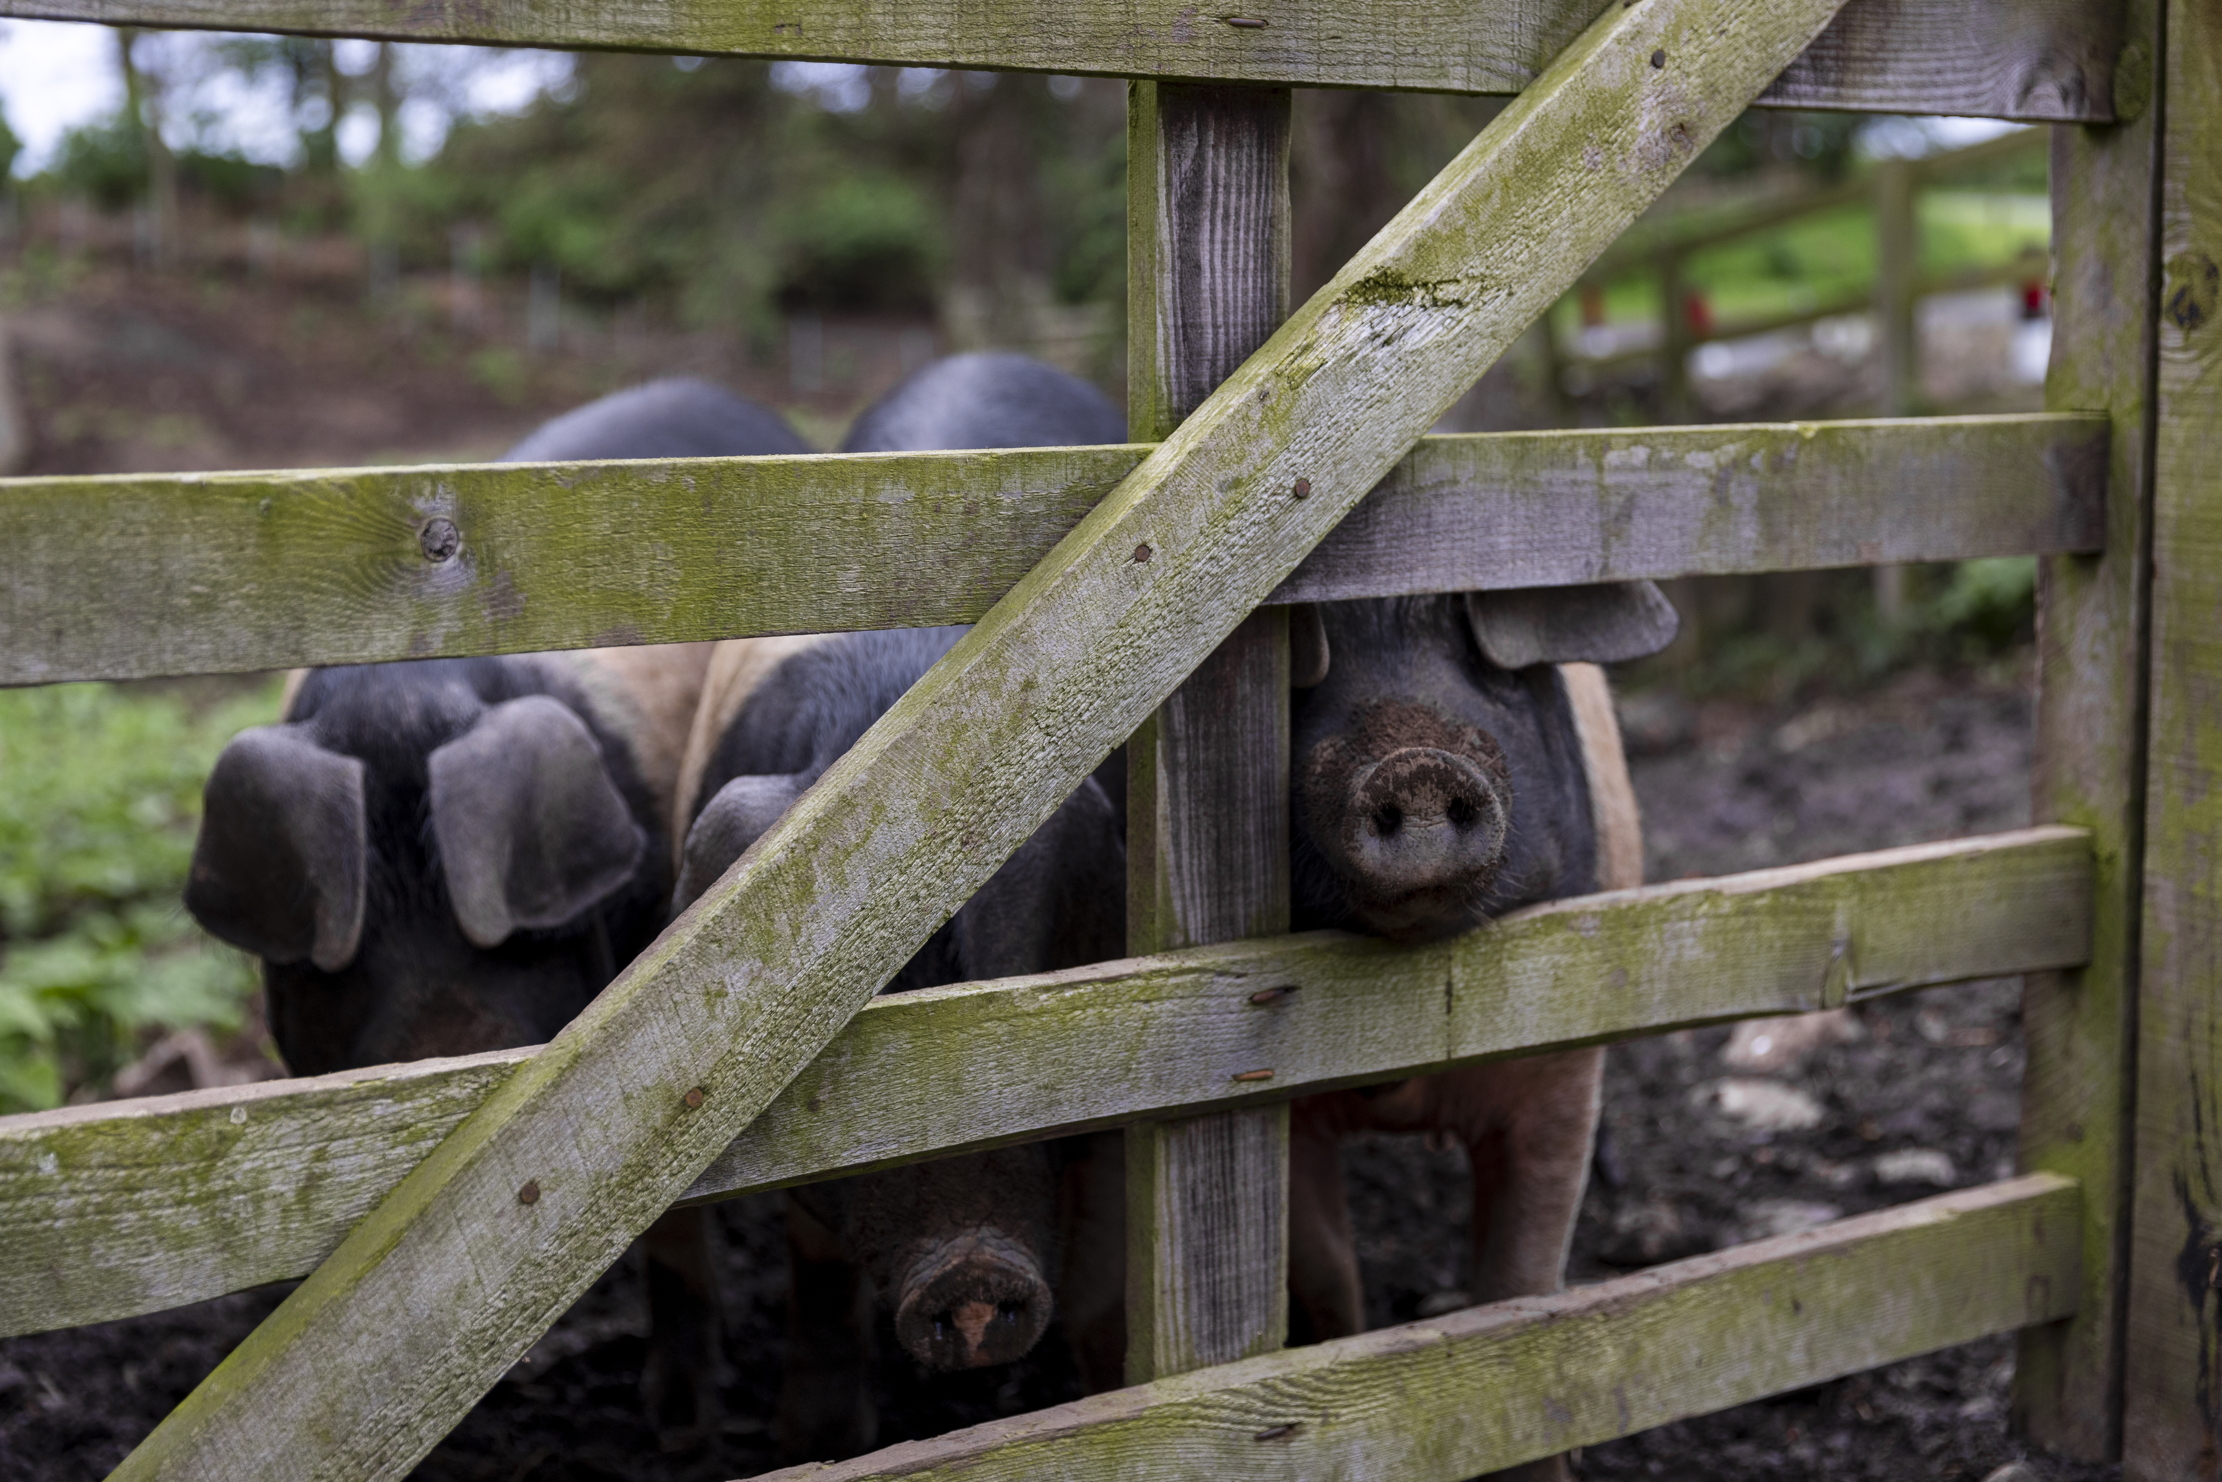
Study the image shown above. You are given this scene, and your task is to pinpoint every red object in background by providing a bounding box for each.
[1683,291,1713,339]
[1579,282,1606,328]
[2021,279,2049,320]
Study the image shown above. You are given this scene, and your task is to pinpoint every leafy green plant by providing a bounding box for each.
[0,678,282,1111]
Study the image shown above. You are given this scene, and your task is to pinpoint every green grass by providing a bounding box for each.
[0,677,284,1112]
[1569,190,2049,332]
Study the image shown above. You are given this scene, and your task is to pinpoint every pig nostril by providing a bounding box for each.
[1447,796,1480,829]
[999,1302,1024,1324]
[1371,805,1403,837]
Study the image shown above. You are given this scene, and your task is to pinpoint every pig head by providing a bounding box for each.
[1289,583,1672,941]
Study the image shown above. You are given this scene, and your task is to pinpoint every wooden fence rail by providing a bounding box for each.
[0,412,2103,684]
[770,1175,2081,1481]
[0,827,2090,1339]
[3,0,2120,118]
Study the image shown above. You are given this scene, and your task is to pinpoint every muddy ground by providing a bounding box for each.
[0,658,2119,1482]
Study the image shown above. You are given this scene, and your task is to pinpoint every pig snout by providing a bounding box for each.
[892,1229,1054,1370]
[1343,745,1509,892]
[1300,701,1513,939]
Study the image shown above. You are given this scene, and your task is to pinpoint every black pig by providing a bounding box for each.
[671,624,1124,1462]
[183,377,813,1445]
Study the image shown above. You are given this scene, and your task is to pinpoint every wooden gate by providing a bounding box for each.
[0,0,2208,1475]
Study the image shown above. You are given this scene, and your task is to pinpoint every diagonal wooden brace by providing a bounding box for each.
[113,0,1852,1474]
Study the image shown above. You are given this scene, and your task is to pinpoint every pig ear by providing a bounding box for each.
[1288,603,1330,688]
[1463,581,1681,669]
[675,774,806,910]
[429,695,645,949]
[186,725,368,973]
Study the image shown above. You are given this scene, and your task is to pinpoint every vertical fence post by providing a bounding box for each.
[1658,249,1692,419]
[2122,0,2222,1472]
[2012,2,2161,1459]
[1122,78,1293,1383]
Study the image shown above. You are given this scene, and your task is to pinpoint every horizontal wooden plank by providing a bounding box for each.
[0,827,2090,1338]
[765,1174,2082,1481]
[0,0,2119,120]
[0,413,2105,686]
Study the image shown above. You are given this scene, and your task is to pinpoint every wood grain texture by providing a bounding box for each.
[0,0,2120,119]
[105,5,1869,1470]
[3,828,2091,1341]
[2010,0,2159,1460]
[2121,0,2222,1472]
[0,415,2106,686]
[1125,80,1294,1382]
[764,1176,2084,1482]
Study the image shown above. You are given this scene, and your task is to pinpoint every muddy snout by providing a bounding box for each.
[892,1230,1054,1370]
[1342,745,1509,895]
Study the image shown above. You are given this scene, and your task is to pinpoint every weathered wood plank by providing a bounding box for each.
[1123,78,1295,1385]
[2009,0,2158,1460]
[764,1176,2083,1482]
[0,0,2121,120]
[2120,0,2222,1472]
[2,828,2091,1341]
[104,4,1867,1470]
[0,414,2106,686]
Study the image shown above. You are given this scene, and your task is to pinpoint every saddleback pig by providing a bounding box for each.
[668,354,1128,1462]
[183,377,813,1445]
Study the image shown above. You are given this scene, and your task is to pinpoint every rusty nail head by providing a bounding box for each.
[420,517,460,563]
[1232,1068,1275,1082]
[1248,985,1296,1005]
[517,1179,540,1205]
[684,1087,705,1110]
[1133,542,1154,563]
[1292,477,1311,499]
[1651,48,1666,67]
[1254,1423,1299,1441]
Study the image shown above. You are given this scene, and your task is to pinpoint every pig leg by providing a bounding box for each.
[1287,1094,1366,1343]
[776,1196,879,1463]
[1441,1050,1605,1482]
[639,1206,725,1449]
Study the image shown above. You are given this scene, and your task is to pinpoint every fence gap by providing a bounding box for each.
[1122,77,1295,1381]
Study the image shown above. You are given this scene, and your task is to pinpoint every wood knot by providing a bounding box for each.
[419,517,461,563]
[1232,1068,1275,1082]
[1224,14,1268,25]
[1247,985,1296,1005]
[1254,1423,1300,1441]
[517,1180,541,1205]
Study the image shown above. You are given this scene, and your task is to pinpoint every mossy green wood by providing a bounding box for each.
[0,415,2104,686]
[109,1,1857,1471]
[2011,0,2161,1458]
[3,828,2091,1340]
[1123,78,1296,1384]
[761,1176,2083,1482]
[2122,0,2222,1471]
[0,0,2120,118]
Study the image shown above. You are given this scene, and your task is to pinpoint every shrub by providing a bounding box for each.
[0,678,282,1111]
